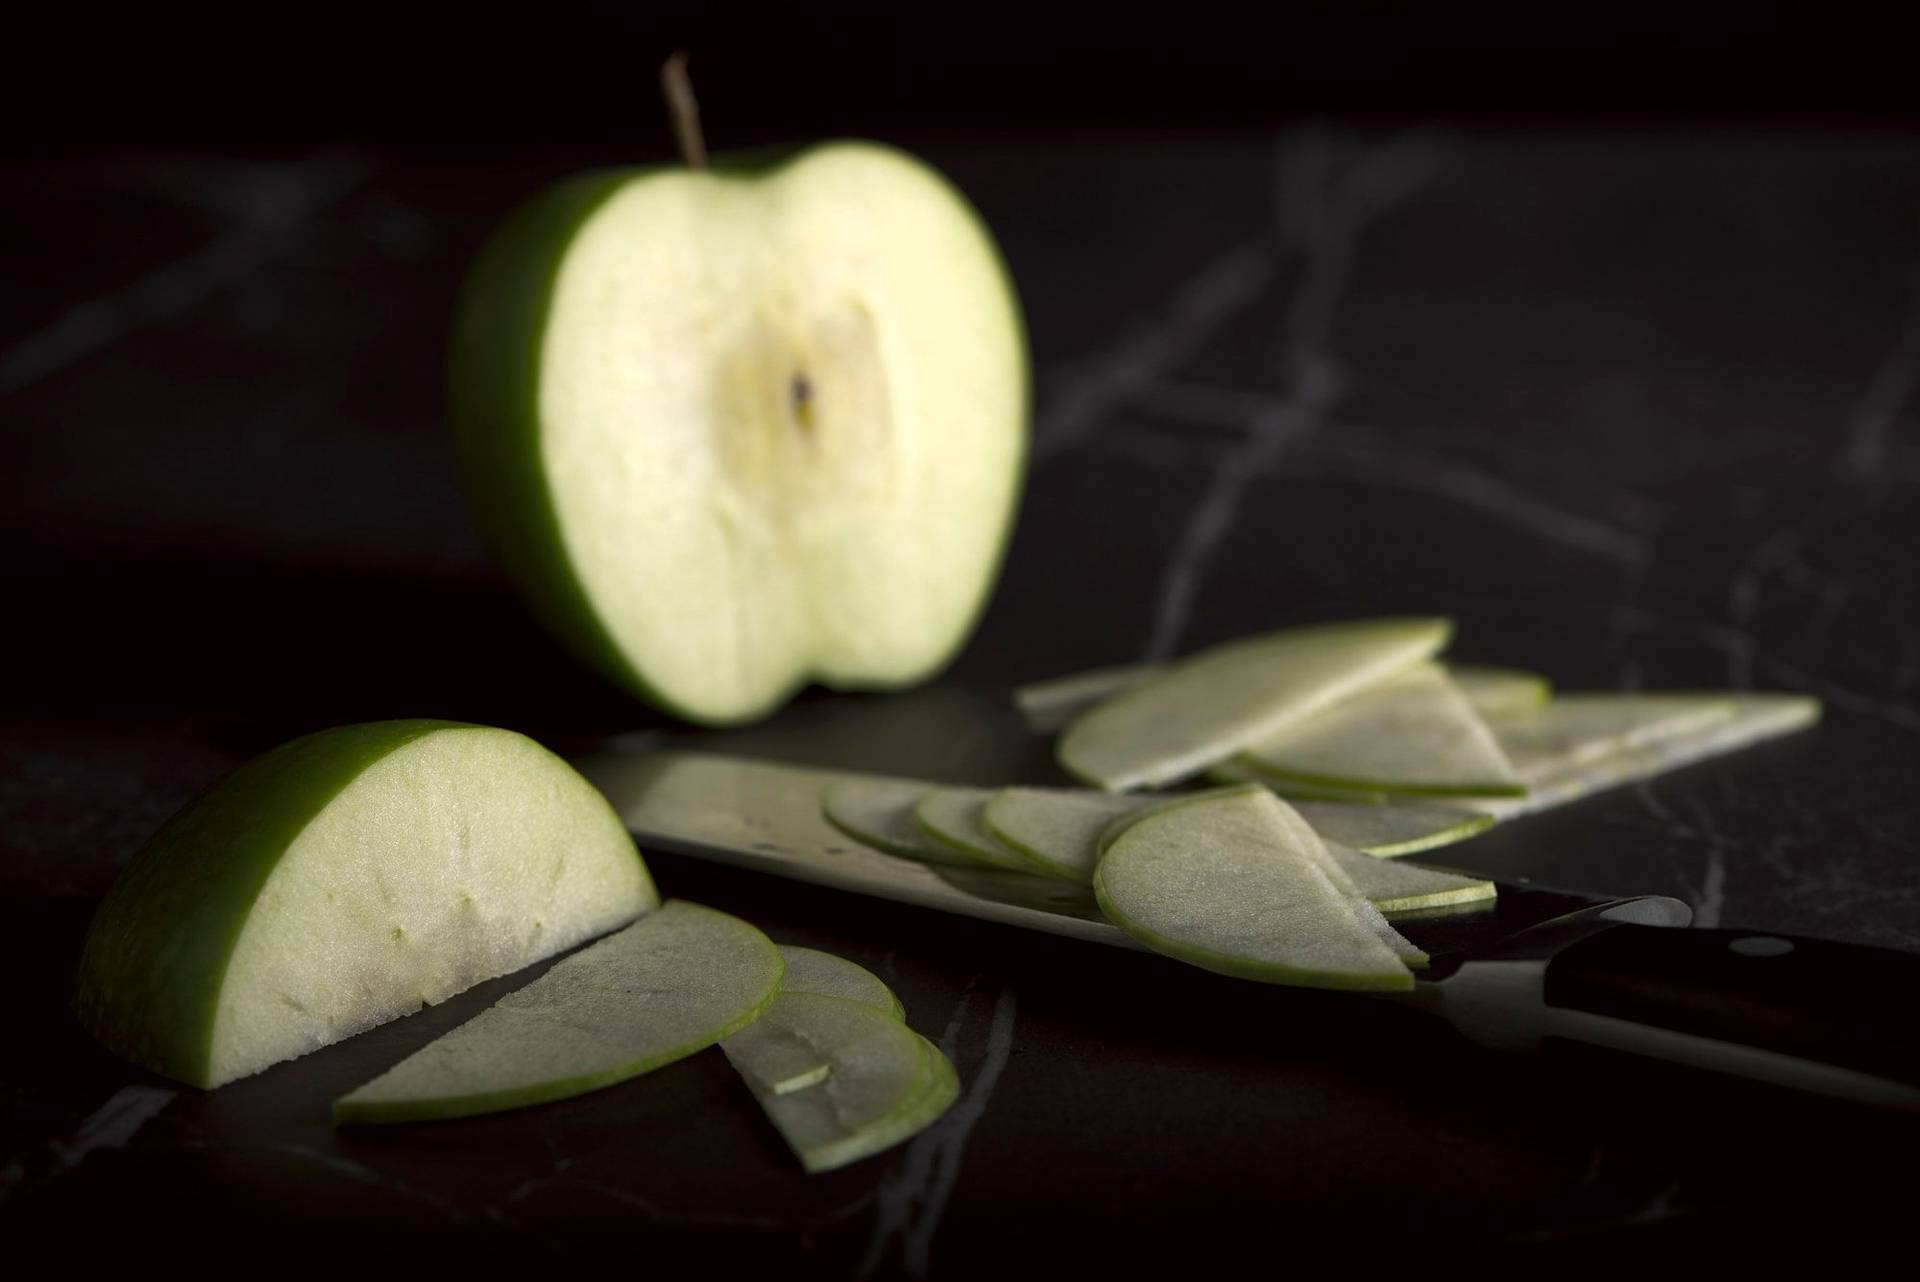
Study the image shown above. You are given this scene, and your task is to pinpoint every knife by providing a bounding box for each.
[580,748,1920,1112]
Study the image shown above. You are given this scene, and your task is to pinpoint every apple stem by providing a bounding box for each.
[661,51,708,169]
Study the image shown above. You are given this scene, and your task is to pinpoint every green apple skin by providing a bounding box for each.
[74,721,655,1089]
[449,143,1030,727]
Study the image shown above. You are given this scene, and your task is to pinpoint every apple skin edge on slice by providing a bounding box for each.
[914,786,1057,875]
[1094,786,1417,991]
[1234,662,1526,799]
[822,778,981,867]
[1057,617,1453,792]
[724,946,906,1097]
[450,143,1028,727]
[74,721,657,1090]
[334,901,783,1124]
[724,991,959,1174]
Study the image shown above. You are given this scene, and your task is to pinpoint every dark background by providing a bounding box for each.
[11,1,1920,154]
[7,2,1920,1270]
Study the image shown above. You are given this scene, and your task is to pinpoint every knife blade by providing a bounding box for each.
[580,748,1920,1112]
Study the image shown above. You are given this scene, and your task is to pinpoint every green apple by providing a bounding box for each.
[1234,662,1524,798]
[724,944,905,1096]
[776,945,902,1018]
[74,721,655,1089]
[1469,693,1819,820]
[1094,785,1415,989]
[914,786,1054,875]
[981,787,1154,882]
[723,991,958,1173]
[450,142,1027,726]
[1489,693,1738,778]
[1058,618,1452,792]
[1449,664,1552,718]
[1012,661,1161,732]
[1289,798,1492,858]
[822,779,978,867]
[334,900,781,1124]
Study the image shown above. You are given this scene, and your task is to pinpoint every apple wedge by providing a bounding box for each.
[1093,787,1416,990]
[724,992,958,1173]
[450,143,1027,726]
[915,786,1056,875]
[1235,663,1525,799]
[822,779,977,867]
[333,900,781,1124]
[74,720,655,1089]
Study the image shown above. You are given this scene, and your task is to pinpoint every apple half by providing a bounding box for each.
[74,721,656,1088]
[451,143,1028,725]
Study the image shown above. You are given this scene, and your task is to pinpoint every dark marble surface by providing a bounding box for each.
[4,130,1919,1268]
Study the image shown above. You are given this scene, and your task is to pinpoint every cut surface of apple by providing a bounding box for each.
[1289,798,1493,858]
[451,142,1028,726]
[1469,693,1820,820]
[776,945,902,1018]
[1490,693,1739,778]
[1058,617,1453,792]
[1449,664,1552,718]
[914,786,1049,874]
[724,991,958,1173]
[1093,787,1415,990]
[822,778,975,866]
[981,787,1154,883]
[1236,662,1524,798]
[334,900,782,1124]
[75,721,656,1090]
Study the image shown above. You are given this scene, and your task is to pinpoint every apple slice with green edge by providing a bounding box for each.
[982,788,1155,883]
[1058,617,1453,792]
[1013,661,1162,732]
[1450,664,1552,718]
[1093,786,1414,989]
[1289,798,1492,858]
[74,720,655,1090]
[1489,693,1739,778]
[723,946,905,1096]
[822,779,977,867]
[333,900,781,1124]
[449,69,1027,728]
[1234,662,1524,799]
[776,945,901,1018]
[1468,693,1820,820]
[723,991,958,1173]
[914,786,1055,875]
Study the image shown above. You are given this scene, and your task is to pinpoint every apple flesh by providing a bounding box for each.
[450,143,1027,726]
[723,991,958,1173]
[914,786,1053,875]
[1058,618,1453,792]
[334,900,782,1124]
[1094,787,1416,990]
[822,779,978,866]
[1235,662,1524,798]
[775,945,902,1018]
[75,721,655,1089]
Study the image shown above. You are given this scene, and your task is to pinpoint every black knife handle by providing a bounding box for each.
[1542,924,1920,1097]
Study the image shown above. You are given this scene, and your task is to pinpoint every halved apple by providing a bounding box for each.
[75,721,656,1088]
[451,143,1027,725]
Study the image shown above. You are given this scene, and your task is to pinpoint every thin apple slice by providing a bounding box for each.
[75,720,656,1089]
[777,945,902,1019]
[822,779,978,867]
[1490,693,1739,779]
[1450,664,1552,718]
[1058,617,1453,792]
[1470,693,1819,820]
[1235,663,1525,798]
[1093,787,1415,990]
[724,991,958,1173]
[1314,840,1494,915]
[725,946,905,1096]
[1288,799,1493,858]
[981,787,1155,883]
[1206,759,1396,803]
[1013,661,1163,731]
[914,786,1054,875]
[333,900,782,1124]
